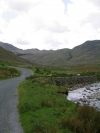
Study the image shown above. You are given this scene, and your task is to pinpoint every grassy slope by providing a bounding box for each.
[69,40,100,64]
[18,66,100,133]
[21,40,100,66]
[21,49,70,66]
[0,66,20,79]
[18,77,75,133]
[0,41,22,53]
[1,40,100,66]
[0,46,29,65]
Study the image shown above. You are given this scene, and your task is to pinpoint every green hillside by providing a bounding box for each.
[21,40,100,66]
[70,40,100,64]
[0,40,100,66]
[22,48,70,66]
[0,46,29,65]
[0,41,23,53]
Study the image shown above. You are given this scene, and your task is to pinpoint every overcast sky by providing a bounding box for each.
[0,0,100,50]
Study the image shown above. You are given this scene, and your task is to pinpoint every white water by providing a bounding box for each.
[67,82,100,111]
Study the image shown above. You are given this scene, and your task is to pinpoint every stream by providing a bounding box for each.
[67,82,100,111]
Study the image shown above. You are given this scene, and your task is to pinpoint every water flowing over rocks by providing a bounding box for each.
[50,76,100,110]
[67,82,100,111]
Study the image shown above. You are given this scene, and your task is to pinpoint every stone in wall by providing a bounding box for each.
[50,76,98,86]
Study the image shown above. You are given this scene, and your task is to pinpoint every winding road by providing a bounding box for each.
[0,67,33,133]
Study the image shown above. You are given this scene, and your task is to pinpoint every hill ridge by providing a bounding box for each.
[0,45,29,65]
[0,40,100,65]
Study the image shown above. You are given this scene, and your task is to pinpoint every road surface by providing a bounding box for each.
[0,67,33,133]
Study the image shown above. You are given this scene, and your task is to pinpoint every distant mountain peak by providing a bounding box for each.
[0,42,21,50]
[0,40,100,65]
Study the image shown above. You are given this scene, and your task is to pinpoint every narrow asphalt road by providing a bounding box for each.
[0,67,33,133]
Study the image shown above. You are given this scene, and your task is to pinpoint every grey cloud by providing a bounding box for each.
[31,16,67,33]
[88,0,100,7]
[0,30,3,34]
[48,22,69,33]
[10,2,32,12]
[8,1,41,12]
[83,12,100,29]
[16,39,29,45]
[89,13,100,29]
[32,17,66,33]
[45,38,62,49]
[34,18,46,31]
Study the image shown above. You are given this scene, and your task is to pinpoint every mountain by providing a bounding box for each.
[21,48,71,66]
[0,46,29,65]
[70,40,100,64]
[0,42,23,54]
[0,42,51,55]
[19,40,100,65]
[0,40,100,66]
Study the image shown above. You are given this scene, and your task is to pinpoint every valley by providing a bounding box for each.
[0,40,100,133]
[0,40,100,66]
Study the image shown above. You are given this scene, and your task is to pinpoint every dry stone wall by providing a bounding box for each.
[50,76,98,86]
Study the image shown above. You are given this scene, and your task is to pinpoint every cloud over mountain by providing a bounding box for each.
[0,0,100,50]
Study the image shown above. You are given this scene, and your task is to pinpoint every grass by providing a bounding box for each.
[20,40,100,66]
[0,45,29,65]
[18,66,100,133]
[18,78,76,133]
[62,105,100,133]
[0,66,20,79]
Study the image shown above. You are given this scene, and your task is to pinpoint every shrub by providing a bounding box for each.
[62,105,100,133]
[0,67,20,79]
[35,68,40,73]
[26,75,34,80]
[31,124,45,133]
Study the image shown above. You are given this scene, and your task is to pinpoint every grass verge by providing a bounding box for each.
[18,66,100,133]
[0,66,20,80]
[18,77,76,133]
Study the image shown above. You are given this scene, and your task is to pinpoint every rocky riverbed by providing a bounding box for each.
[67,82,100,111]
